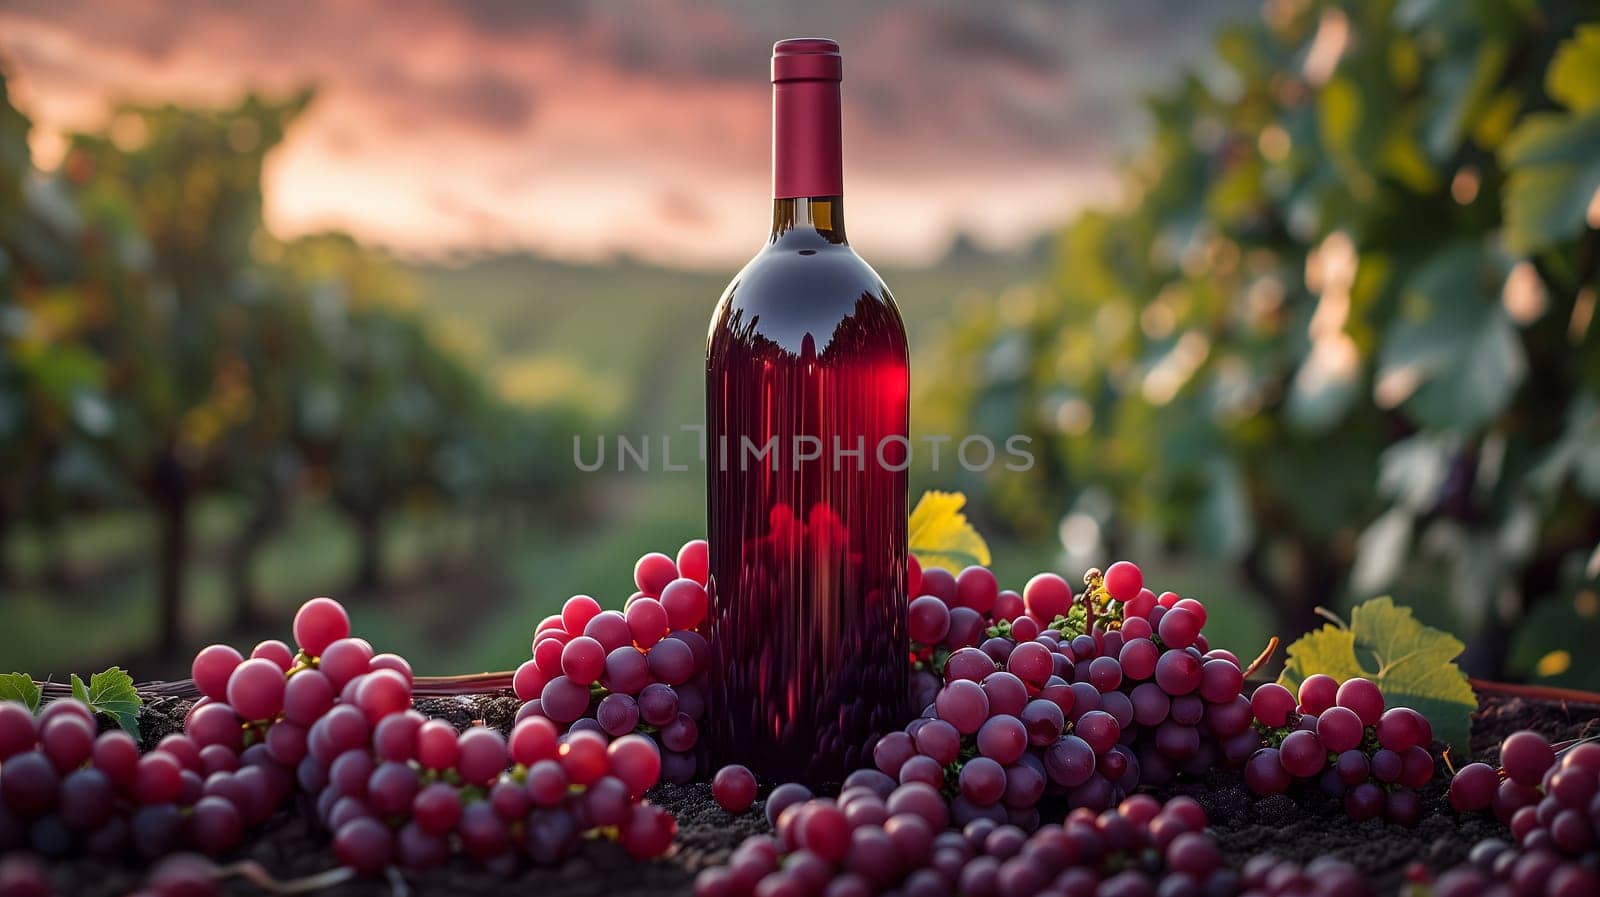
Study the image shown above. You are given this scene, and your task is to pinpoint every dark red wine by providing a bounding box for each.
[706,38,910,785]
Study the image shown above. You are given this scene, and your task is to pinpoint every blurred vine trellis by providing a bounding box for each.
[926,0,1600,685]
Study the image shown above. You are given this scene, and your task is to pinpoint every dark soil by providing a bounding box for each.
[31,689,1600,896]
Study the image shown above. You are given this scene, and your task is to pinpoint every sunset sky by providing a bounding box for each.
[0,0,1247,267]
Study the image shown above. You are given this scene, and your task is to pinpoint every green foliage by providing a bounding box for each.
[0,673,41,713]
[0,66,565,645]
[69,667,142,739]
[1278,597,1476,753]
[932,0,1600,680]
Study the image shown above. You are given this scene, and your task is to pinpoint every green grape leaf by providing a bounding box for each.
[909,490,991,573]
[67,667,141,740]
[0,673,41,714]
[1501,26,1600,254]
[1500,111,1600,254]
[1547,24,1600,113]
[1278,597,1475,754]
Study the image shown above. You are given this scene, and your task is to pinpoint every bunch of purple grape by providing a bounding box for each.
[1242,674,1434,823]
[888,560,1263,825]
[1437,730,1600,896]
[0,593,677,882]
[512,539,712,784]
[1237,854,1374,897]
[695,785,1364,897]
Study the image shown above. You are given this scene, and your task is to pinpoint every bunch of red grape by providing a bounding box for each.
[512,539,711,784]
[886,560,1268,826]
[0,593,677,882]
[695,785,1367,897]
[1237,854,1374,897]
[1437,730,1600,896]
[1242,675,1434,823]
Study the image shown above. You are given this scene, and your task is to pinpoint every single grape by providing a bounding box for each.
[676,539,710,585]
[946,647,998,684]
[914,718,961,765]
[955,566,999,614]
[192,644,243,703]
[603,646,651,695]
[412,781,463,836]
[1007,641,1054,685]
[1075,710,1121,755]
[597,692,641,737]
[133,752,183,805]
[1158,607,1201,649]
[415,720,460,771]
[919,567,958,603]
[1044,735,1096,787]
[1021,699,1065,746]
[560,594,604,636]
[559,730,611,786]
[1500,731,1556,786]
[39,714,95,773]
[647,637,696,685]
[976,716,1028,765]
[713,764,758,813]
[1249,682,1296,728]
[584,611,632,655]
[661,713,699,753]
[226,658,286,721]
[1103,561,1143,603]
[293,597,351,656]
[625,597,670,648]
[1297,674,1339,716]
[1376,707,1425,752]
[319,638,374,689]
[1087,656,1123,692]
[908,595,952,646]
[944,606,986,649]
[1245,748,1290,795]
[1334,678,1385,726]
[1278,730,1326,778]
[1198,658,1243,704]
[560,635,607,686]
[1344,782,1384,821]
[456,726,508,786]
[1119,638,1159,682]
[1023,573,1072,623]
[1154,650,1201,696]
[1316,706,1364,754]
[620,803,677,860]
[354,668,411,725]
[935,680,989,735]
[634,552,679,598]
[981,671,1028,717]
[334,816,393,875]
[660,579,710,631]
[765,783,814,828]
[91,731,139,788]
[540,675,593,724]
[638,682,679,727]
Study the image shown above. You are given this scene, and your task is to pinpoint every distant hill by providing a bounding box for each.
[401,239,1051,438]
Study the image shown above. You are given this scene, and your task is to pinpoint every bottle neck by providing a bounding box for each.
[770,197,846,244]
[772,78,843,203]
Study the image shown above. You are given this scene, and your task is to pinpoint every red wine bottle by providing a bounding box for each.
[706,38,910,785]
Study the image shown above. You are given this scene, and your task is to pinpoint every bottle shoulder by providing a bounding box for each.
[709,242,906,359]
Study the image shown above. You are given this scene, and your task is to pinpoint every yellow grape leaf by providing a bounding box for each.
[1278,596,1475,753]
[909,490,991,572]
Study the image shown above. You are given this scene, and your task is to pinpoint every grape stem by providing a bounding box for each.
[1242,637,1279,680]
[213,861,356,894]
[1312,606,1348,629]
